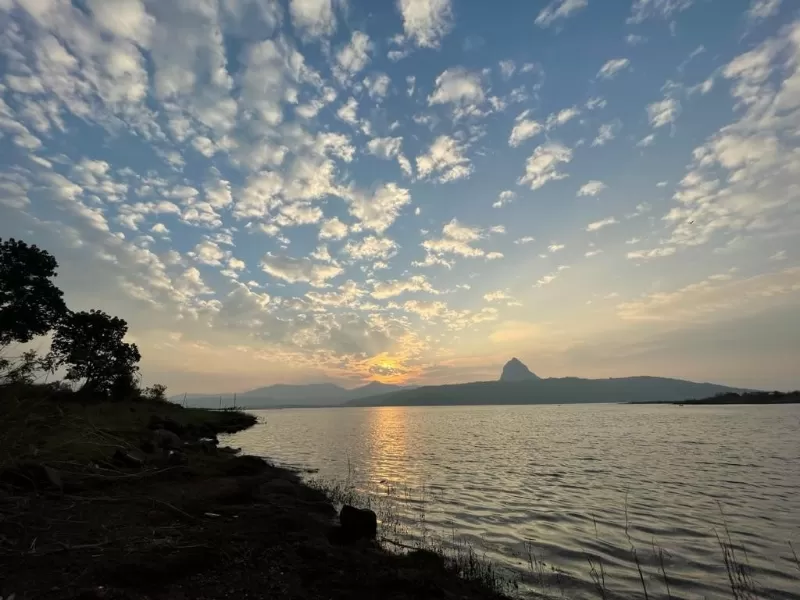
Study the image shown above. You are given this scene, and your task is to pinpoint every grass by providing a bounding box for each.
[308,470,513,596]
[0,382,256,472]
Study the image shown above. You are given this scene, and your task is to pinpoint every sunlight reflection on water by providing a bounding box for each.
[226,403,800,599]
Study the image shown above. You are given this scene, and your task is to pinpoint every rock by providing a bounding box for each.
[219,455,268,476]
[153,428,182,451]
[139,439,156,454]
[112,448,145,468]
[161,417,185,436]
[166,450,188,466]
[42,465,63,490]
[259,478,297,497]
[0,462,63,491]
[499,357,540,382]
[339,504,377,542]
[147,415,164,430]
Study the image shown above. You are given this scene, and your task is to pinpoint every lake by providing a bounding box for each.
[226,403,800,599]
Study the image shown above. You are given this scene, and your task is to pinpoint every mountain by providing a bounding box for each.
[500,358,539,382]
[345,376,750,407]
[174,381,407,408]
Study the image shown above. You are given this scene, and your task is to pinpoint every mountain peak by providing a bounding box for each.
[500,358,540,382]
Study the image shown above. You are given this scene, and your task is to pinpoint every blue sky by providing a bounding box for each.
[1,0,799,392]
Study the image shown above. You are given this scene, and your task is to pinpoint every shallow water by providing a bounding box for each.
[226,403,800,599]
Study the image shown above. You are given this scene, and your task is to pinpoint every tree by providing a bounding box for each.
[50,310,141,394]
[0,238,67,347]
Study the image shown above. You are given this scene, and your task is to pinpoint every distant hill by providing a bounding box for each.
[344,377,750,407]
[174,358,751,409]
[344,358,748,407]
[500,357,540,382]
[174,381,407,409]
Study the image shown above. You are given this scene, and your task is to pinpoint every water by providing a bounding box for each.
[226,403,800,599]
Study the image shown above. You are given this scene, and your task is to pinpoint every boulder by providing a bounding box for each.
[339,504,377,541]
[113,448,145,468]
[161,417,185,436]
[153,428,182,451]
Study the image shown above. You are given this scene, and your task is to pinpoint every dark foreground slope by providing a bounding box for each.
[0,388,506,600]
[346,376,746,407]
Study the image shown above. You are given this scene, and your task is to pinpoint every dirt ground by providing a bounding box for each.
[0,394,508,600]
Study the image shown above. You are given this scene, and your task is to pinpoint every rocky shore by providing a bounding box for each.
[0,392,508,600]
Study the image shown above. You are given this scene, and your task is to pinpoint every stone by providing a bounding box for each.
[153,428,182,451]
[112,448,145,468]
[339,504,377,541]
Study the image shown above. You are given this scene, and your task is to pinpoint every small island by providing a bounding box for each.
[668,391,800,406]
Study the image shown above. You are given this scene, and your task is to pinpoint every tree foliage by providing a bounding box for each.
[50,310,141,394]
[0,238,67,347]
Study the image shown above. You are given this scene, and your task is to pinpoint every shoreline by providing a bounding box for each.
[0,393,508,600]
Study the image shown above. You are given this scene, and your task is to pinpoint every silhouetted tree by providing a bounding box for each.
[0,238,67,348]
[50,310,141,394]
[0,350,55,385]
[142,383,168,402]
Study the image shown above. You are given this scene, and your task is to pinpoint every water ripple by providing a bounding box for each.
[226,403,800,599]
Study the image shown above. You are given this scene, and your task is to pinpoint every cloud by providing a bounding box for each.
[364,73,391,99]
[515,236,535,245]
[585,249,603,257]
[536,268,568,287]
[548,243,565,253]
[509,112,544,146]
[617,267,800,321]
[535,0,589,28]
[319,217,348,240]
[517,143,573,190]
[770,250,787,261]
[261,254,343,287]
[586,97,607,110]
[647,97,681,127]
[577,181,607,196]
[428,68,485,115]
[627,247,676,260]
[192,240,226,265]
[483,290,520,306]
[492,190,516,208]
[421,219,490,259]
[344,236,399,261]
[336,97,359,124]
[747,0,782,21]
[347,183,411,233]
[597,58,630,79]
[585,217,618,232]
[591,121,620,146]
[637,133,656,147]
[335,31,372,82]
[499,59,516,79]
[367,136,412,176]
[290,0,337,39]
[416,135,473,183]
[371,275,438,299]
[626,34,647,45]
[628,0,695,23]
[397,0,453,48]
[545,106,581,130]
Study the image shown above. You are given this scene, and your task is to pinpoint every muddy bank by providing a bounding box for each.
[0,394,508,600]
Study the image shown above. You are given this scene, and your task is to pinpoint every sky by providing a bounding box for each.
[1,0,799,393]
